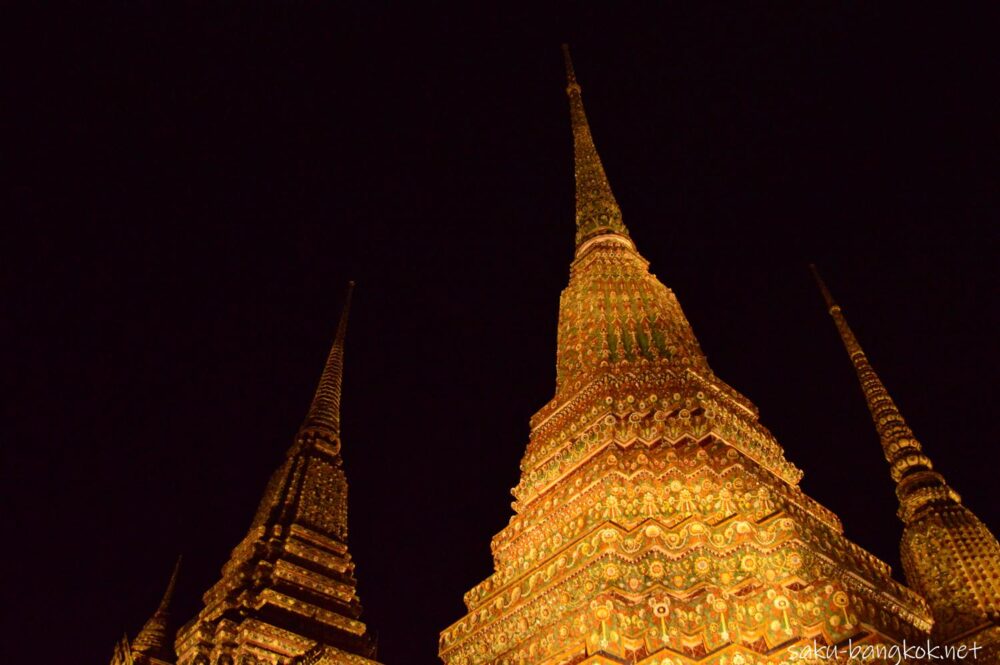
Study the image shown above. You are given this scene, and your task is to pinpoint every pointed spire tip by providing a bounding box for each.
[561,44,580,94]
[301,281,354,436]
[130,557,181,655]
[562,46,630,248]
[337,281,354,339]
[159,555,182,610]
[808,264,838,312]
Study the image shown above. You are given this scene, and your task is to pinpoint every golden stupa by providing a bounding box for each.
[439,47,999,665]
[108,49,1000,665]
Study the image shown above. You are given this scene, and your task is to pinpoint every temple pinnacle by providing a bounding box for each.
[809,265,948,516]
[561,43,580,93]
[130,557,182,658]
[158,555,181,612]
[561,45,630,250]
[301,281,354,437]
[176,278,380,662]
[811,265,1000,647]
[808,264,838,312]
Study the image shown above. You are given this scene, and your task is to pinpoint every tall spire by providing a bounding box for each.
[130,557,181,660]
[811,265,1000,647]
[177,281,379,663]
[301,280,354,437]
[562,44,630,250]
[440,52,936,665]
[552,46,723,395]
[809,265,955,520]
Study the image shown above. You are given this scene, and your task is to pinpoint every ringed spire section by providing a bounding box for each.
[812,265,1000,651]
[176,282,381,664]
[562,44,631,250]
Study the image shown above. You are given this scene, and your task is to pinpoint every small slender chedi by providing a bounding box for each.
[439,48,932,664]
[176,283,381,664]
[111,558,183,665]
[812,267,1000,656]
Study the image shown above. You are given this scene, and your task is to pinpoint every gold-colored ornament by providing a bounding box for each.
[110,558,182,665]
[812,266,1000,659]
[171,283,382,665]
[439,47,933,665]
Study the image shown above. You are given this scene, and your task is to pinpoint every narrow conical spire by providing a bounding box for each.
[158,555,181,611]
[812,266,1000,646]
[561,45,630,250]
[131,557,182,657]
[301,281,354,436]
[809,265,955,522]
[179,280,379,663]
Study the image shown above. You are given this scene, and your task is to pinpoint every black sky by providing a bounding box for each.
[5,4,999,664]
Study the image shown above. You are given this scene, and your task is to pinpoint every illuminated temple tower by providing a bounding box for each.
[175,283,381,665]
[812,268,1000,657]
[439,48,933,664]
[112,559,182,665]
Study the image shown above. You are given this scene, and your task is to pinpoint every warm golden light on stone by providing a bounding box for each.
[172,283,382,665]
[111,559,182,665]
[812,266,1000,660]
[105,47,1000,665]
[438,48,935,665]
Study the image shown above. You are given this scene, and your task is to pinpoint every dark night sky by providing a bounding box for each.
[5,4,999,664]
